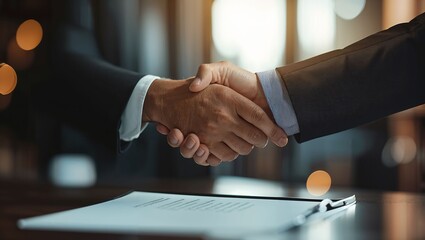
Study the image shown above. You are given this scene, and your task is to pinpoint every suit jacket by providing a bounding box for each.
[47,0,143,152]
[277,12,425,142]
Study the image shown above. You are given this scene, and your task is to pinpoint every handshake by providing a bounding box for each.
[143,61,288,167]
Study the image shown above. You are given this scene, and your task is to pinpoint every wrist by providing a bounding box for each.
[143,79,167,122]
[143,79,190,124]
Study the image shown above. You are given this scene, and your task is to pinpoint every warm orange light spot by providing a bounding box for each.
[16,19,43,50]
[0,63,18,95]
[306,170,332,196]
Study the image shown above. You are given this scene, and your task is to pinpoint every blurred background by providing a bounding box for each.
[0,0,424,195]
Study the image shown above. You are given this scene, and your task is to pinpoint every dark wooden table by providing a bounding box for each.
[1,176,424,240]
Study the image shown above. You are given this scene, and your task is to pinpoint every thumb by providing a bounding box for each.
[189,64,214,92]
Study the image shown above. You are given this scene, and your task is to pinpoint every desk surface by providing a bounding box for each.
[1,176,424,240]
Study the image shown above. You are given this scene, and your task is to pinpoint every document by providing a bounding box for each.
[18,191,355,239]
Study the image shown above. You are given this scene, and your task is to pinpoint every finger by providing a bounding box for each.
[167,128,184,148]
[189,64,214,92]
[206,154,222,167]
[236,95,288,147]
[180,133,201,158]
[156,123,170,135]
[223,134,254,155]
[193,144,210,166]
[209,142,239,162]
[232,118,269,148]
[195,161,209,167]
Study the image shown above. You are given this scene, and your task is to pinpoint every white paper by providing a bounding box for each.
[18,191,324,239]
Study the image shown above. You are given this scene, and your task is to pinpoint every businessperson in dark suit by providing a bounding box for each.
[43,0,286,168]
[164,12,425,162]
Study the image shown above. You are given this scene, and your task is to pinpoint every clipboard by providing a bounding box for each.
[18,191,356,239]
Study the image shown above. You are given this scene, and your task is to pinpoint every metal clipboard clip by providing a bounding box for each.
[291,195,357,227]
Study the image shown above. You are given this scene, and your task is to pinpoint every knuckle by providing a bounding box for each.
[167,138,179,148]
[250,106,266,122]
[206,107,231,128]
[194,157,207,166]
[231,139,253,155]
[204,121,219,136]
[217,111,233,125]
[180,149,191,159]
[270,126,283,141]
[247,130,266,145]
[193,155,203,164]
[240,144,254,155]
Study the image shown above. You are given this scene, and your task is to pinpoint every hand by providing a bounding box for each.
[158,62,288,165]
[190,61,272,120]
[156,125,210,166]
[144,78,285,166]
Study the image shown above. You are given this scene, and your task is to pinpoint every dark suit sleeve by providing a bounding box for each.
[49,24,143,152]
[277,12,425,142]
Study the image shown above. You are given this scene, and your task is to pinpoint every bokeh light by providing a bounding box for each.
[16,19,43,51]
[0,63,18,95]
[333,0,366,20]
[306,170,332,196]
[212,0,286,71]
[382,136,417,167]
[297,0,335,60]
[50,154,97,187]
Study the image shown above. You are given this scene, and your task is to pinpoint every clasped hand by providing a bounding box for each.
[145,62,288,166]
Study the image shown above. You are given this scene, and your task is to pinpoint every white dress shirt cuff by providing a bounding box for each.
[119,75,159,141]
[257,70,300,136]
